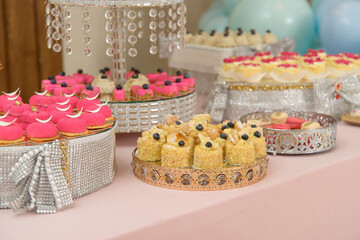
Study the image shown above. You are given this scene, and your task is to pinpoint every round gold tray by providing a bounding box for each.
[131,150,269,191]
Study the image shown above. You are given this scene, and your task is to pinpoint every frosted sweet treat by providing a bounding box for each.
[80,85,100,99]
[185,31,193,44]
[301,121,321,130]
[43,79,59,93]
[217,32,237,48]
[247,29,262,45]
[137,126,165,161]
[250,130,267,158]
[174,78,189,92]
[81,107,107,129]
[236,63,262,77]
[87,104,114,122]
[273,64,300,75]
[261,57,279,73]
[49,105,73,124]
[235,28,249,46]
[301,58,326,73]
[146,68,167,83]
[113,85,126,101]
[161,132,193,168]
[131,84,153,100]
[76,96,101,111]
[92,74,115,96]
[73,69,94,85]
[57,112,88,137]
[270,112,288,124]
[262,30,278,44]
[182,73,195,88]
[193,135,223,169]
[41,76,56,90]
[162,80,178,97]
[71,84,86,95]
[26,117,59,142]
[308,49,326,59]
[123,72,149,92]
[225,132,256,166]
[328,59,354,71]
[204,30,219,46]
[0,120,25,145]
[55,71,67,81]
[192,29,208,45]
[54,82,71,96]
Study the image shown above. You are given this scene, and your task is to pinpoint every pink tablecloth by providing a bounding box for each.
[1,122,360,240]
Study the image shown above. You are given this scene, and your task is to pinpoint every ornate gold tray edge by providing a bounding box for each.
[131,149,269,191]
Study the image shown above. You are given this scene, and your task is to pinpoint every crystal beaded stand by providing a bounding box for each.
[0,123,116,212]
[240,112,337,155]
[108,91,196,133]
[132,150,269,191]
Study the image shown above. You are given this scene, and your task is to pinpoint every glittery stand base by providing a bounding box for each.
[132,150,269,191]
[0,124,116,209]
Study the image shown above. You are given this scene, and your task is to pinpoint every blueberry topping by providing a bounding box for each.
[48,75,54,80]
[227,122,235,128]
[220,132,227,140]
[178,140,185,147]
[86,85,93,90]
[99,69,106,74]
[135,69,141,74]
[221,125,229,131]
[101,75,108,79]
[237,28,243,36]
[61,82,67,87]
[254,131,261,138]
[176,70,182,76]
[131,67,136,71]
[175,121,181,125]
[266,29,271,33]
[153,133,160,140]
[205,142,212,148]
[77,69,83,74]
[184,73,190,79]
[59,71,66,76]
[104,67,110,72]
[251,124,257,128]
[157,68,163,73]
[210,30,216,36]
[224,32,229,37]
[250,29,256,35]
[116,84,123,90]
[175,78,181,83]
[142,84,149,89]
[165,80,172,86]
[50,79,57,84]
[198,29,203,34]
[241,134,249,140]
[225,26,230,31]
[196,124,203,131]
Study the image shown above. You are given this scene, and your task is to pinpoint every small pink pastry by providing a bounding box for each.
[149,84,163,95]
[38,93,54,109]
[174,78,189,92]
[182,73,195,88]
[55,92,79,109]
[80,85,100,99]
[146,68,167,83]
[54,82,72,96]
[41,76,55,90]
[86,104,114,121]
[113,85,126,101]
[76,96,101,111]
[26,117,58,142]
[55,71,67,81]
[0,119,25,144]
[81,108,106,129]
[162,80,178,97]
[57,112,88,136]
[44,80,60,94]
[131,84,154,100]
[126,67,137,80]
[21,109,51,130]
[71,84,86,95]
[47,98,72,113]
[161,70,183,81]
[49,105,73,124]
[73,69,94,85]
[0,88,22,103]
[7,102,31,119]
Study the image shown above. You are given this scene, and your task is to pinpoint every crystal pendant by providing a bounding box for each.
[149,33,157,42]
[51,19,60,29]
[106,34,114,44]
[158,21,165,29]
[52,32,61,41]
[127,10,136,20]
[83,34,91,44]
[105,22,114,31]
[47,26,52,37]
[149,8,157,18]
[64,34,72,43]
[65,46,72,55]
[128,22,137,32]
[138,20,144,29]
[158,10,165,18]
[82,10,90,20]
[47,38,52,49]
[149,21,157,30]
[128,35,137,45]
[83,47,91,56]
[137,31,144,39]
[128,48,137,57]
[106,48,115,56]
[46,15,52,26]
[51,7,59,17]
[149,46,158,55]
[52,43,61,52]
[137,10,143,18]
[105,9,114,20]
[45,3,51,14]
[82,23,90,31]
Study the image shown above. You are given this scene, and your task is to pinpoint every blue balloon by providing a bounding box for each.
[319,1,360,54]
[315,0,358,33]
[203,15,230,34]
[229,0,315,54]
[198,8,227,30]
[221,0,241,15]
[209,0,224,10]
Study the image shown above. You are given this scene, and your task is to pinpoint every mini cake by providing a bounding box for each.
[236,63,262,77]
[113,84,126,101]
[81,107,107,130]
[217,32,237,48]
[131,84,153,100]
[162,80,178,97]
[72,69,94,85]
[193,135,223,169]
[204,30,219,46]
[262,30,277,44]
[137,126,165,161]
[41,76,55,90]
[43,78,59,94]
[55,71,67,81]
[53,82,71,96]
[261,57,278,73]
[0,120,25,145]
[26,117,59,142]
[161,132,193,168]
[192,29,208,45]
[274,64,300,74]
[247,29,262,45]
[47,98,72,113]
[146,68,167,83]
[185,31,193,44]
[251,130,267,158]
[80,85,100,99]
[270,112,289,124]
[235,28,249,45]
[182,73,196,88]
[57,111,88,137]
[49,105,73,124]
[92,74,115,96]
[76,95,101,110]
[87,104,114,122]
[225,132,256,166]
[174,78,189,92]
[123,71,149,92]
[301,121,321,130]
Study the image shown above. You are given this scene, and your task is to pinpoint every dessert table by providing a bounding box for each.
[1,121,360,240]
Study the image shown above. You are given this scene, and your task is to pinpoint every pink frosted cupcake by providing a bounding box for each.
[26,117,59,142]
[57,111,88,137]
[162,80,178,97]
[0,120,25,145]
[113,85,126,101]
[49,105,73,124]
[146,68,167,83]
[182,73,195,88]
[76,96,101,111]
[86,104,114,122]
[73,69,94,85]
[81,107,107,130]
[7,102,31,120]
[80,85,100,99]
[174,78,189,92]
[131,84,153,100]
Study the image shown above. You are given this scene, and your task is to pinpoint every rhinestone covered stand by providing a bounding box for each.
[132,150,269,191]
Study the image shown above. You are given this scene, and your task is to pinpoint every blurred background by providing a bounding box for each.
[1,0,360,100]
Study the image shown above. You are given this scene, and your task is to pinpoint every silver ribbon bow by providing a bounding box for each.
[9,140,73,214]
[314,74,360,119]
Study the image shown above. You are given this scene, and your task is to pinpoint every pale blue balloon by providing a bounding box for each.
[203,15,230,34]
[229,0,315,54]
[209,0,224,10]
[198,7,226,30]
[221,0,241,15]
[319,1,360,54]
[315,0,359,33]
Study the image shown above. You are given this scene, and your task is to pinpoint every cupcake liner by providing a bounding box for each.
[303,70,328,81]
[326,67,355,79]
[269,70,305,83]
[232,71,266,83]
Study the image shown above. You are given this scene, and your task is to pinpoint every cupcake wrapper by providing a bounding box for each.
[269,70,305,83]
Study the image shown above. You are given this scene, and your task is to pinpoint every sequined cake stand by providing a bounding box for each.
[0,123,116,214]
[108,90,196,133]
[131,150,269,191]
[240,112,337,155]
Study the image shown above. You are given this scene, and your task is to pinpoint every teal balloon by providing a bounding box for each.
[221,0,241,15]
[209,0,224,10]
[198,8,226,30]
[229,0,315,54]
[203,15,230,34]
[319,1,360,54]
